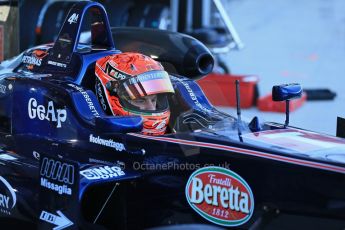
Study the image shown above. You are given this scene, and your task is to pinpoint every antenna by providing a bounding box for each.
[284,100,290,128]
[235,80,243,141]
[235,80,242,123]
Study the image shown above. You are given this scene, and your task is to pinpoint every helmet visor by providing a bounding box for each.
[118,70,174,100]
[120,94,169,114]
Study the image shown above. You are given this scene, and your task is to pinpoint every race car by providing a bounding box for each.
[0,1,345,229]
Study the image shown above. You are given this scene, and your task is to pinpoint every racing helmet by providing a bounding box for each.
[95,52,175,135]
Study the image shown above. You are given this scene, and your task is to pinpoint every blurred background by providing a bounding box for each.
[1,0,344,135]
[221,0,345,136]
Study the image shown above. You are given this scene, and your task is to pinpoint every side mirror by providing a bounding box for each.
[272,83,302,101]
[272,83,303,127]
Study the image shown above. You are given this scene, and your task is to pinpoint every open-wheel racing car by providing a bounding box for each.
[0,1,345,229]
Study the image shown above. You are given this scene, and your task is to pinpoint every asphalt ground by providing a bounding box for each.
[217,0,345,136]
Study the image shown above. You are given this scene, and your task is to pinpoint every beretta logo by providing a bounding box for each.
[185,167,254,227]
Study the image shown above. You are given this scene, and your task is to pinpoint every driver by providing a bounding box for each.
[95,52,175,135]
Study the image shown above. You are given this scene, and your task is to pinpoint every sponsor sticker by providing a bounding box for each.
[104,63,127,80]
[80,165,125,180]
[170,76,212,114]
[40,210,73,230]
[96,80,108,111]
[0,176,16,215]
[40,157,74,196]
[128,71,168,84]
[22,55,42,66]
[47,60,67,68]
[28,98,67,128]
[68,84,100,117]
[185,167,254,227]
[67,13,79,24]
[89,134,126,152]
[22,50,48,67]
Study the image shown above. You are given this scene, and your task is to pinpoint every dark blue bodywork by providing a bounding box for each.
[0,1,344,229]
